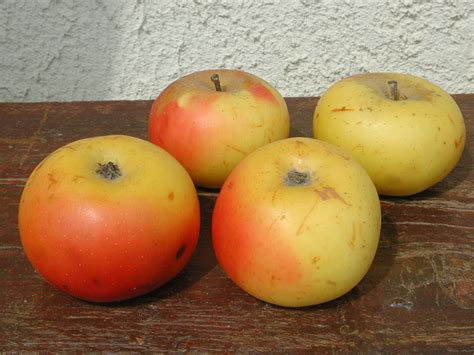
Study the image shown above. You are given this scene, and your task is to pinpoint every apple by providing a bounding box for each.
[313,72,466,196]
[148,69,290,188]
[212,137,381,307]
[18,135,200,302]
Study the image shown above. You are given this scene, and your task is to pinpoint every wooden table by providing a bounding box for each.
[1,96,473,352]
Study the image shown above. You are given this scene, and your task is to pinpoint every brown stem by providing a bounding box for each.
[96,162,121,180]
[211,74,222,92]
[388,80,400,101]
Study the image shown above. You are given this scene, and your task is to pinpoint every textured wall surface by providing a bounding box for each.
[1,0,473,102]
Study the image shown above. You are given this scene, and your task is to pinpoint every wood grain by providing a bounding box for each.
[0,96,473,352]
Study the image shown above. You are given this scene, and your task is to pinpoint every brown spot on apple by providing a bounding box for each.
[312,256,320,264]
[326,280,336,286]
[331,107,355,112]
[349,222,356,250]
[72,175,85,183]
[296,200,318,236]
[176,244,186,260]
[91,278,102,287]
[454,134,464,149]
[227,181,234,189]
[47,172,58,189]
[314,187,350,206]
[225,144,247,155]
[168,191,174,201]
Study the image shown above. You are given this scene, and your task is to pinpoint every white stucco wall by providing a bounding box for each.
[1,0,473,102]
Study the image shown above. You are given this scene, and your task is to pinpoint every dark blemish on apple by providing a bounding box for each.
[367,107,373,112]
[225,144,247,155]
[438,127,441,131]
[454,133,464,148]
[314,187,351,206]
[168,191,174,201]
[47,172,58,189]
[443,141,446,145]
[91,278,102,287]
[312,256,320,264]
[176,244,186,259]
[350,223,356,250]
[331,106,355,112]
[227,181,234,189]
[326,280,336,286]
[272,189,278,204]
[72,174,85,183]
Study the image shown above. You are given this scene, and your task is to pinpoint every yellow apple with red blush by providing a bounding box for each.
[19,135,200,302]
[148,69,290,188]
[212,138,381,307]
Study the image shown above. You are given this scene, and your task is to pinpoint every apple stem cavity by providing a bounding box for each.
[96,162,121,180]
[211,74,223,92]
[284,169,312,187]
[388,80,401,101]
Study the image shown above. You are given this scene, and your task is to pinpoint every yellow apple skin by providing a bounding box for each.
[149,69,290,188]
[313,73,466,196]
[212,138,381,307]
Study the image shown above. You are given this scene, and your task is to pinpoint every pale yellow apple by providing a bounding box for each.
[313,73,466,196]
[212,138,381,307]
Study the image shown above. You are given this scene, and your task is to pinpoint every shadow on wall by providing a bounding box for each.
[0,1,123,102]
[1,1,472,102]
[0,1,202,103]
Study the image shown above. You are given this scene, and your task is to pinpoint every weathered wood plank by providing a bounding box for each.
[0,96,472,352]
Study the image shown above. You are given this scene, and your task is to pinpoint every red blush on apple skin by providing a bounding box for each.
[213,182,303,289]
[149,95,220,170]
[248,83,278,104]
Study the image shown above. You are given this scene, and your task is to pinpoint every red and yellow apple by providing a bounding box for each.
[212,137,381,307]
[313,73,466,196]
[18,135,200,302]
[148,69,290,188]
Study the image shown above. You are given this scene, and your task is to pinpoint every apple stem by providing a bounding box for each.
[211,74,223,92]
[388,80,400,101]
[284,170,312,186]
[96,162,121,180]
